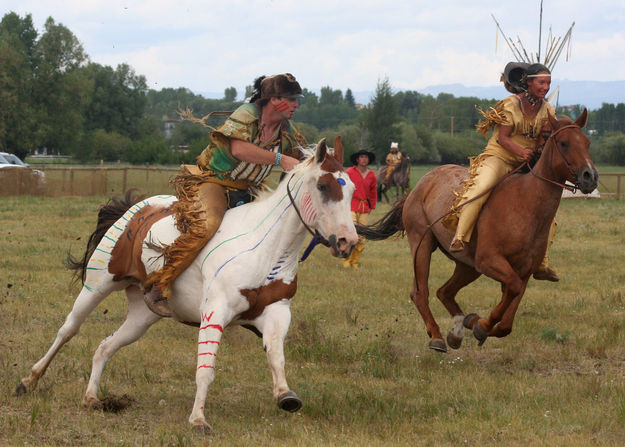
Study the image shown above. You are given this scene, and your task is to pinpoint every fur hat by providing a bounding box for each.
[350,149,376,165]
[501,62,530,94]
[259,73,304,99]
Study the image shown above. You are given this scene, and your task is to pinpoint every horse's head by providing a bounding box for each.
[543,109,598,194]
[295,136,358,258]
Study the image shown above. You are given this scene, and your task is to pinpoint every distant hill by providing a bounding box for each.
[417,80,625,110]
[198,80,625,111]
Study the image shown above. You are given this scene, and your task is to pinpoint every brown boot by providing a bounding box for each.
[533,267,560,282]
[144,287,172,317]
[449,238,465,253]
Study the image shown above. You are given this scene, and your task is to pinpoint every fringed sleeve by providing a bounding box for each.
[475,98,513,136]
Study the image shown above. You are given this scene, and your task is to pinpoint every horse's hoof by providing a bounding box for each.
[463,313,479,329]
[446,332,463,350]
[428,338,447,353]
[277,391,302,413]
[472,321,489,346]
[15,381,27,396]
[192,422,213,435]
[82,396,104,411]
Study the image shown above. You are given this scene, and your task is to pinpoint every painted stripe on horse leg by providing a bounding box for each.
[197,364,215,370]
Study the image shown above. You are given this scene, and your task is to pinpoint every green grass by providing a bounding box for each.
[1,196,625,446]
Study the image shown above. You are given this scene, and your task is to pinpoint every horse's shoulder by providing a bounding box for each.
[238,277,298,320]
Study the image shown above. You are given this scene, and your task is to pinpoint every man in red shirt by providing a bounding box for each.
[343,149,377,268]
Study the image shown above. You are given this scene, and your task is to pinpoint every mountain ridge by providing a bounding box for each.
[197,80,625,111]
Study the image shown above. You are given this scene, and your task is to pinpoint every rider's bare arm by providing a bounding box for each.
[231,139,300,171]
[497,125,533,161]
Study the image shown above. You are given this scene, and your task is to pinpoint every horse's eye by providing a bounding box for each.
[317,184,328,193]
[560,141,569,150]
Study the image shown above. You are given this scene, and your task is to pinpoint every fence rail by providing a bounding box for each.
[1,167,179,197]
[1,167,624,199]
[598,173,625,199]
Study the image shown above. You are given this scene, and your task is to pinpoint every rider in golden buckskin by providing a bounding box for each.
[384,142,402,184]
[145,73,307,316]
[445,62,559,282]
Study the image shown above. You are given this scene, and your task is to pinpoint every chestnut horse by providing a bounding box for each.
[360,110,597,352]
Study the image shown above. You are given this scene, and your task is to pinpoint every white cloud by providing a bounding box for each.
[3,0,625,95]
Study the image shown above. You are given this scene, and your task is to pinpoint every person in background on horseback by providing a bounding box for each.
[384,142,402,184]
[342,149,377,268]
[445,62,559,282]
[144,73,307,316]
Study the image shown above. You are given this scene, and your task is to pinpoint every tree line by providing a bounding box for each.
[2,11,625,167]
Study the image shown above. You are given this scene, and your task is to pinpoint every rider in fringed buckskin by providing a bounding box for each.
[144,73,307,316]
[443,62,559,282]
[384,142,402,184]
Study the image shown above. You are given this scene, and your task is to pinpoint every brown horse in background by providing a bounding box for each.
[360,110,597,352]
[377,154,411,202]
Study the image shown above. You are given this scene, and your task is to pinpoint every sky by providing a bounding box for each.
[3,0,625,99]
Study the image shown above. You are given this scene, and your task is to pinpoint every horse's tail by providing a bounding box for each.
[66,190,145,284]
[357,196,406,240]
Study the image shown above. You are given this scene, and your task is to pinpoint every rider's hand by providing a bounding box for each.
[520,148,534,161]
[279,155,300,171]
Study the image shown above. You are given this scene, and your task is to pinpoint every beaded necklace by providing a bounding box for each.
[524,92,541,107]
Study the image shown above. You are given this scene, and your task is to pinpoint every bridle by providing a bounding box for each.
[529,123,583,193]
[411,122,584,290]
[285,172,331,248]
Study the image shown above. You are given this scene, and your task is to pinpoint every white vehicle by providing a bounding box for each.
[0,152,47,192]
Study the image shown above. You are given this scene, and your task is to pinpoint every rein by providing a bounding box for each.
[411,123,582,290]
[411,161,529,290]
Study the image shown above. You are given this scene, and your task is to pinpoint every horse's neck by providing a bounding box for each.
[245,175,309,257]
[521,147,564,217]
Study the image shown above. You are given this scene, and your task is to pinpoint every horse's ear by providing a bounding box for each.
[315,138,327,163]
[333,135,344,165]
[575,108,588,129]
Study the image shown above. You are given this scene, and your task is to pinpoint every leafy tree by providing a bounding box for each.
[81,129,131,162]
[364,77,398,159]
[83,62,148,139]
[418,95,444,130]
[0,13,38,158]
[395,90,424,123]
[125,135,175,165]
[434,129,483,165]
[320,86,343,105]
[244,85,254,99]
[32,17,89,155]
[223,87,237,102]
[169,120,210,149]
[292,121,319,145]
[344,89,355,107]
[592,131,625,165]
[301,88,318,106]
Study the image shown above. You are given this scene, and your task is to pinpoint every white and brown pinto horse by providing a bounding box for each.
[16,138,357,433]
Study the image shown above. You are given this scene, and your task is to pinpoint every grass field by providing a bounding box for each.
[1,195,625,446]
